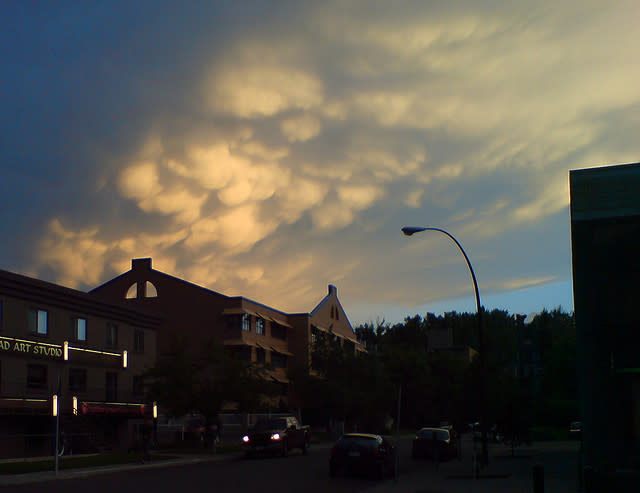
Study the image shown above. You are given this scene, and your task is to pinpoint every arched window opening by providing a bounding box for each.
[125,283,137,299]
[145,281,158,298]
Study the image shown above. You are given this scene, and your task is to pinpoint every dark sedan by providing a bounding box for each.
[329,433,399,479]
[412,427,457,461]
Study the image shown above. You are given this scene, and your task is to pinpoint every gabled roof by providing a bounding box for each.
[310,284,355,335]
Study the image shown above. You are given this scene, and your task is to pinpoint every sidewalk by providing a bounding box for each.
[373,440,581,493]
[0,441,338,487]
[0,452,227,486]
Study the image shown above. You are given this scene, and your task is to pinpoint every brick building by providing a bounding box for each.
[89,258,363,408]
[0,268,159,458]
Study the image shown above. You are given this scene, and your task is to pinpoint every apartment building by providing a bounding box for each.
[89,258,363,407]
[0,268,159,458]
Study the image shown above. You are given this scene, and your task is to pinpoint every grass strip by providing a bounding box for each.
[0,453,177,475]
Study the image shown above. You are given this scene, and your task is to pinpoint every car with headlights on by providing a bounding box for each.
[412,427,457,461]
[242,416,310,457]
[329,433,399,479]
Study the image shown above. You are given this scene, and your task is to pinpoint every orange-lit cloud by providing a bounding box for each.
[15,1,639,322]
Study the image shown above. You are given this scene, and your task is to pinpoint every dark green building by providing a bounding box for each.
[570,162,640,486]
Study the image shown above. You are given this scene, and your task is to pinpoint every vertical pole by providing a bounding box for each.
[54,371,62,475]
[396,384,401,434]
[55,407,59,475]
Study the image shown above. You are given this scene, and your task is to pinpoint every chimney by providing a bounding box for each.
[328,284,337,296]
[132,258,152,271]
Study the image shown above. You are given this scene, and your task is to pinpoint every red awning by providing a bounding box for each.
[80,402,147,416]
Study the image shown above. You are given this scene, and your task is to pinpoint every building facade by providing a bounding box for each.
[0,268,159,458]
[89,258,363,409]
[570,162,640,480]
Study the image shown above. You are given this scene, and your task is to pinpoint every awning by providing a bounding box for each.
[271,375,289,384]
[266,316,293,328]
[271,346,294,356]
[223,339,257,348]
[222,308,259,317]
[80,402,146,417]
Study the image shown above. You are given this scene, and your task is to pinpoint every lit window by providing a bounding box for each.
[126,283,137,299]
[28,309,48,336]
[256,318,265,335]
[145,281,157,298]
[74,318,87,341]
[242,314,251,331]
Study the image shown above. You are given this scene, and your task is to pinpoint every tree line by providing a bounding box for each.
[144,307,577,440]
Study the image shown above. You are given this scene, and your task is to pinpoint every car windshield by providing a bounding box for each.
[337,435,379,450]
[253,419,287,431]
[417,428,449,440]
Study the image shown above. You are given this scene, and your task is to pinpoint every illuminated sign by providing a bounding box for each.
[0,336,63,358]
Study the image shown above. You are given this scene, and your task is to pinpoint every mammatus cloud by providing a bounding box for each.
[25,1,640,319]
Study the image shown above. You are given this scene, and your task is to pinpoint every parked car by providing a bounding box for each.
[412,427,457,461]
[242,416,310,457]
[329,433,399,479]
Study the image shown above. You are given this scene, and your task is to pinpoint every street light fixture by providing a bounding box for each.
[401,226,489,467]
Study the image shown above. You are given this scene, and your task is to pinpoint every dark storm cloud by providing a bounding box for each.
[1,1,638,321]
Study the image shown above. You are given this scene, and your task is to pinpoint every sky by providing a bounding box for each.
[2,1,639,326]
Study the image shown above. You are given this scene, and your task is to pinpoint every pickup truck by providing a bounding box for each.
[242,416,311,457]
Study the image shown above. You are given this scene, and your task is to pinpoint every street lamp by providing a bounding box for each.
[401,226,489,467]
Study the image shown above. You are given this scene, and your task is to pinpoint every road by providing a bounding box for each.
[1,435,581,493]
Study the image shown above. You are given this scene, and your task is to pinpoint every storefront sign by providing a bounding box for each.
[0,336,63,358]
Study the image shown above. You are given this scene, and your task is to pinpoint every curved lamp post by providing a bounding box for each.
[401,226,488,467]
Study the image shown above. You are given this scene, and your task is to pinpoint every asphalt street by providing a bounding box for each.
[0,435,581,493]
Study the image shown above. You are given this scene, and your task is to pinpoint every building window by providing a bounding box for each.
[256,348,266,364]
[28,309,48,336]
[74,318,87,342]
[27,364,48,389]
[134,330,144,353]
[132,375,145,397]
[256,318,265,335]
[271,353,287,369]
[145,281,158,297]
[105,372,118,401]
[226,315,241,330]
[69,368,87,393]
[106,323,118,348]
[241,314,251,332]
[126,283,137,299]
[271,323,287,340]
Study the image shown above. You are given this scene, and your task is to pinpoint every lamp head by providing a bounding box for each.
[401,226,427,236]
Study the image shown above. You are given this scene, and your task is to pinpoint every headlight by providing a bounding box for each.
[242,435,250,443]
[270,433,281,441]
